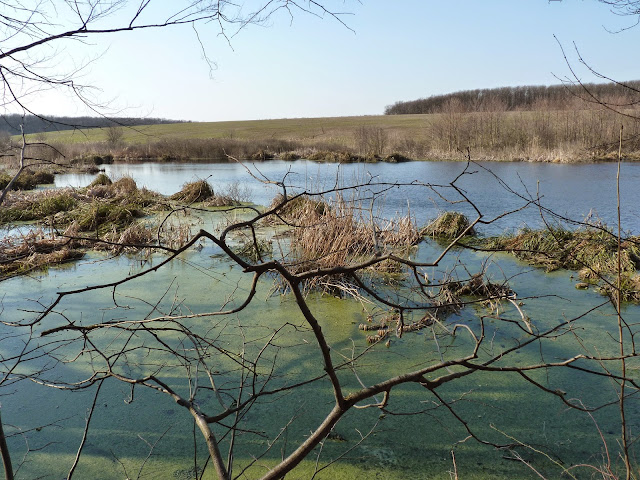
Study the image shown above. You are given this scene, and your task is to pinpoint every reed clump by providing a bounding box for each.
[269,194,329,220]
[0,169,55,191]
[75,202,141,231]
[0,175,203,278]
[170,180,214,203]
[483,225,639,274]
[88,173,112,187]
[0,189,77,223]
[1,176,162,234]
[270,193,420,293]
[0,229,83,278]
[422,211,474,239]
[604,274,640,303]
[94,223,156,254]
[483,224,640,301]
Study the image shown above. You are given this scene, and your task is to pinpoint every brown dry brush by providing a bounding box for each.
[0,228,83,278]
[268,196,515,320]
[268,193,421,293]
[0,178,183,277]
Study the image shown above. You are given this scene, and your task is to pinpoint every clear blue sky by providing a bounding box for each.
[36,1,640,122]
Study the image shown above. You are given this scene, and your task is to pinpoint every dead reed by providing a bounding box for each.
[0,228,83,277]
[170,180,214,203]
[269,193,419,293]
[422,211,474,239]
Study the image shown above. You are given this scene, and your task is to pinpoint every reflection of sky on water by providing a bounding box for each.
[55,160,640,235]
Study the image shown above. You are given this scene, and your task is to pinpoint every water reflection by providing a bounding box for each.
[54,160,640,234]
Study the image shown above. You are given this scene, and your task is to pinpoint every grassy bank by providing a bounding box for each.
[5,107,639,168]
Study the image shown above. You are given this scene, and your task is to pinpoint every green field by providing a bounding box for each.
[33,114,430,146]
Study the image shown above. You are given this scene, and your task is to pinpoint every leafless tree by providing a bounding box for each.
[105,125,124,149]
[354,125,388,156]
[0,0,354,205]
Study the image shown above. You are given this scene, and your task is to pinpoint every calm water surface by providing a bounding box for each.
[56,160,640,234]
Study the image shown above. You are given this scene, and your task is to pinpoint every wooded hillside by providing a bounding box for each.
[385,81,640,115]
[0,114,184,136]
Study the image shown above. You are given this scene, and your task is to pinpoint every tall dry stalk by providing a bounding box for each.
[280,194,419,292]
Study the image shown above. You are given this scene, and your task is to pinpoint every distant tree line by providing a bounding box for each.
[384,80,640,115]
[0,114,185,136]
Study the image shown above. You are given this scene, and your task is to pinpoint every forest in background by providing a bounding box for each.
[0,114,184,136]
[384,81,640,115]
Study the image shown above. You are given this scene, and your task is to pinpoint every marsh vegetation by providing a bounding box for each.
[1,159,640,480]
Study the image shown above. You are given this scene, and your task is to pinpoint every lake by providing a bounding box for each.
[56,159,640,234]
[2,159,638,479]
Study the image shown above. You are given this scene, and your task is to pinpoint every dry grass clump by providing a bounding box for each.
[598,273,640,303]
[484,225,639,275]
[170,179,248,207]
[0,229,83,278]
[0,169,55,191]
[112,176,138,195]
[170,180,214,203]
[1,175,161,235]
[271,194,419,292]
[484,224,640,302]
[88,173,112,187]
[96,223,156,254]
[74,202,142,231]
[0,189,77,223]
[268,193,329,221]
[0,177,195,278]
[422,211,474,239]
